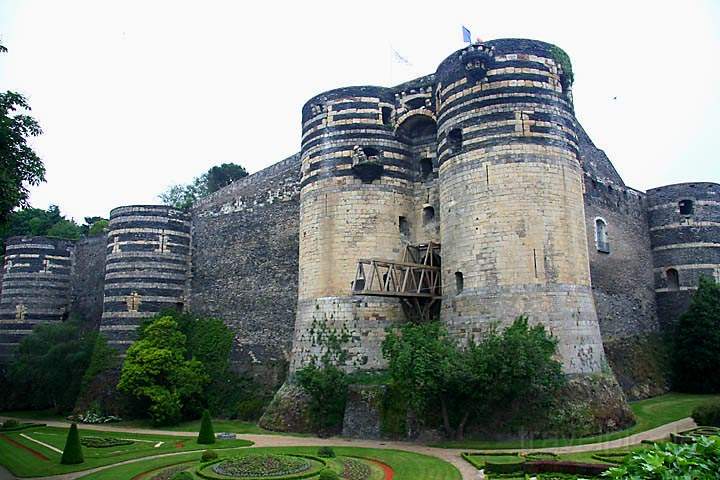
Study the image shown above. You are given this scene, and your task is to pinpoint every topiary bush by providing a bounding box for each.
[692,401,720,427]
[197,409,215,445]
[1,419,19,429]
[201,449,218,462]
[60,423,84,465]
[317,446,335,458]
[318,470,340,480]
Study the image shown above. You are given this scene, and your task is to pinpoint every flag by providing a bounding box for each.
[462,26,471,43]
[391,48,411,66]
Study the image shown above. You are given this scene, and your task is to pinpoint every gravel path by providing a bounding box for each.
[0,416,696,480]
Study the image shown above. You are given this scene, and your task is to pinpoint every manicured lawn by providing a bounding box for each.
[0,425,253,477]
[0,410,273,435]
[433,392,720,449]
[79,446,462,480]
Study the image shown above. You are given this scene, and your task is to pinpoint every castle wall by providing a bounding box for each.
[436,39,605,374]
[189,154,301,384]
[0,236,74,361]
[70,234,107,328]
[647,183,720,329]
[100,205,191,351]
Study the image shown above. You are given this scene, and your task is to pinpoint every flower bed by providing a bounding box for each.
[196,454,326,480]
[341,457,371,480]
[80,436,134,448]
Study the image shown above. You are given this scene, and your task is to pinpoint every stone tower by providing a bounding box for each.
[436,39,606,374]
[0,236,74,361]
[647,182,720,328]
[99,205,191,351]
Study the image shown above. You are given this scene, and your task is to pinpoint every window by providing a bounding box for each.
[420,158,433,179]
[399,216,410,237]
[595,218,610,253]
[455,271,464,293]
[423,206,435,225]
[666,268,679,290]
[448,128,463,150]
[679,199,694,215]
[381,107,392,126]
[406,97,426,110]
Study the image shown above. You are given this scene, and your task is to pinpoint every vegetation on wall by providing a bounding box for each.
[672,276,720,393]
[160,162,249,210]
[549,44,574,86]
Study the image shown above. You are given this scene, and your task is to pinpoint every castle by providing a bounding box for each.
[1,39,718,404]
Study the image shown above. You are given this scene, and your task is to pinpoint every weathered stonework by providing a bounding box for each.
[342,384,386,439]
[71,234,107,327]
[0,236,75,361]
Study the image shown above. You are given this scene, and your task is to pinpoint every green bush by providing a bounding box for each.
[296,363,348,432]
[170,472,194,480]
[201,449,218,462]
[1,419,19,429]
[60,423,84,465]
[80,436,133,448]
[318,470,340,480]
[484,456,526,474]
[235,397,267,421]
[603,436,720,478]
[692,402,720,427]
[197,409,215,445]
[317,446,335,458]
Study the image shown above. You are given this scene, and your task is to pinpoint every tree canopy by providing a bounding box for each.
[0,45,46,223]
[160,162,248,210]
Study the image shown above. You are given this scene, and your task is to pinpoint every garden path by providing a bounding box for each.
[0,416,696,480]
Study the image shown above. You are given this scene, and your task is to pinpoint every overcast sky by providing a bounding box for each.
[1,0,718,221]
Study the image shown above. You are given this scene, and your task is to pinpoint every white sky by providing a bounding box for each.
[1,0,719,221]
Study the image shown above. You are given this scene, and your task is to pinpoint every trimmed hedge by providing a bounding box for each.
[60,423,84,465]
[692,402,720,427]
[317,447,335,458]
[524,460,612,476]
[523,452,558,461]
[202,450,219,462]
[591,452,630,464]
[198,409,216,445]
[0,422,45,432]
[80,436,134,448]
[670,426,720,444]
[484,457,525,474]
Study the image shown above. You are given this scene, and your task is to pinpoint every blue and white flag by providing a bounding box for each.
[462,26,472,43]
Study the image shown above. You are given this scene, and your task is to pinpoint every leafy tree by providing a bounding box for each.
[87,219,109,235]
[673,276,720,393]
[197,409,216,444]
[160,163,248,210]
[118,316,208,425]
[60,423,84,465]
[295,362,348,432]
[0,205,82,252]
[7,319,96,412]
[382,316,564,439]
[0,85,46,223]
[79,334,118,397]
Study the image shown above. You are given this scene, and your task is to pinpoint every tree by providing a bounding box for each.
[673,276,720,393]
[7,319,97,412]
[60,423,84,465]
[197,409,216,444]
[0,90,46,224]
[160,163,248,210]
[117,316,208,425]
[382,316,564,439]
[0,205,83,253]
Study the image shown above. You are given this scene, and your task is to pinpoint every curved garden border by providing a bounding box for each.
[196,454,328,480]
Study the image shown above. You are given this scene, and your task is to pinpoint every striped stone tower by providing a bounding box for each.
[291,86,424,372]
[0,236,74,361]
[99,205,191,351]
[647,182,720,328]
[436,39,606,374]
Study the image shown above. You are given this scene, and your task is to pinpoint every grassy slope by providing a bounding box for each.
[80,447,462,480]
[433,392,720,449]
[0,425,252,477]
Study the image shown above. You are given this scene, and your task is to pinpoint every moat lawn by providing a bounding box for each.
[78,446,461,480]
[0,425,253,477]
[433,392,720,449]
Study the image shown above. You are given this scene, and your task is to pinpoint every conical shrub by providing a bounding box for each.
[197,409,215,444]
[60,423,84,464]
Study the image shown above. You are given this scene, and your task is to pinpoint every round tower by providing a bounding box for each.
[646,182,720,328]
[100,205,191,351]
[0,236,74,361]
[291,86,421,372]
[436,39,605,374]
